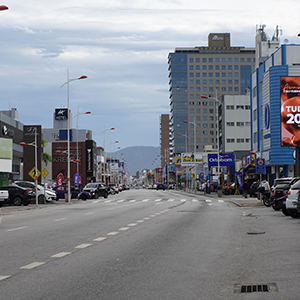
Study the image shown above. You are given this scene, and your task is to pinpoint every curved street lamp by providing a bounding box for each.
[0,5,8,11]
[60,72,87,203]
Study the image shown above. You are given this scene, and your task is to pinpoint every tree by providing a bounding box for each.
[42,139,52,166]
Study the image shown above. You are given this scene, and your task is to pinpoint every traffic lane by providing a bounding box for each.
[0,200,247,300]
[0,196,184,277]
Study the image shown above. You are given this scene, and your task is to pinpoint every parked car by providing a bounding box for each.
[53,185,80,199]
[83,183,109,199]
[13,181,58,203]
[156,183,165,190]
[285,180,300,218]
[249,181,260,198]
[0,189,9,207]
[109,184,119,194]
[0,186,35,206]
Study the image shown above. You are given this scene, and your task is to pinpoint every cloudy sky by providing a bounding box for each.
[1,0,300,150]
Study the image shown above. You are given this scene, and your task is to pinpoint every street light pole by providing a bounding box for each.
[60,71,87,203]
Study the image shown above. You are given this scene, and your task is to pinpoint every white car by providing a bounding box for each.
[285,180,300,218]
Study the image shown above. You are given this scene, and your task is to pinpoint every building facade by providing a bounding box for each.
[168,33,255,156]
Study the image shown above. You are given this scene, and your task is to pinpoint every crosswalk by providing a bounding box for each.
[92,198,226,204]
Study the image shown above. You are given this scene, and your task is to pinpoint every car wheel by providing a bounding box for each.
[38,195,45,204]
[290,212,300,219]
[13,197,22,206]
[23,202,29,206]
[282,207,289,216]
[104,192,108,199]
[272,205,281,211]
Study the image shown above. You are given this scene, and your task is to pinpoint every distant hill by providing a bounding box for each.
[108,146,159,176]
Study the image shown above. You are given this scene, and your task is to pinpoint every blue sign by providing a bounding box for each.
[208,153,234,167]
[256,158,266,174]
[200,172,204,180]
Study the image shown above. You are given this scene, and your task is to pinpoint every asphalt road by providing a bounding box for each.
[0,189,300,299]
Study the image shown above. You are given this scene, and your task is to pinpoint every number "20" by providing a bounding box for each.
[286,113,300,124]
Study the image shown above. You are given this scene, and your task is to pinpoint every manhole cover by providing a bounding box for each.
[234,283,278,293]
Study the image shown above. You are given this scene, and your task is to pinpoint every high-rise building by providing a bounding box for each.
[159,114,171,167]
[168,33,255,156]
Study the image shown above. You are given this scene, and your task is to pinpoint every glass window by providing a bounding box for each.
[189,101,194,106]
[196,102,201,106]
[203,80,207,84]
[189,65,194,70]
[203,116,208,121]
[240,58,245,62]
[236,122,245,126]
[222,80,226,84]
[196,80,200,84]
[236,105,244,110]
[189,80,194,84]
[245,105,250,110]
[247,58,251,62]
[190,94,194,99]
[209,65,213,70]
[209,116,214,121]
[222,65,226,70]
[215,58,220,63]
[221,58,226,62]
[203,87,207,91]
[196,94,201,99]
[234,80,239,84]
[215,72,220,77]
[203,101,207,106]
[228,87,233,91]
[209,124,214,128]
[196,72,200,77]
[202,65,207,70]
[190,72,194,77]
[222,72,226,77]
[190,109,194,113]
[234,72,239,77]
[196,58,200,62]
[203,131,208,135]
[203,123,208,128]
[209,87,213,92]
[209,80,213,84]
[234,87,239,91]
[228,72,232,77]
[209,58,213,63]
[196,87,200,91]
[203,109,208,113]
[189,116,194,121]
[203,72,207,77]
[190,87,194,91]
[228,79,232,84]
[234,58,238,63]
[234,65,239,70]
[189,58,194,63]
[202,58,207,62]
[228,65,232,70]
[209,73,213,77]
[209,101,214,106]
[228,58,232,63]
[209,109,214,113]
[196,111,201,115]
[222,87,226,91]
[196,65,200,70]
[215,80,220,84]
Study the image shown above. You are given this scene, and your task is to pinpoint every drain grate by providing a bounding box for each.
[234,283,278,293]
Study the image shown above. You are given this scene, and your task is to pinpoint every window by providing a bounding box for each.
[190,72,194,77]
[209,87,213,92]
[228,80,232,84]
[234,65,239,70]
[196,58,200,62]
[234,72,239,77]
[237,138,244,143]
[202,58,207,62]
[209,73,213,77]
[196,94,201,99]
[202,80,207,84]
[202,65,207,70]
[209,131,214,135]
[209,124,214,128]
[215,80,220,84]
[196,72,200,77]
[196,80,200,84]
[189,58,194,63]
[203,101,207,106]
[203,109,208,113]
[228,65,232,70]
[221,58,226,63]
[245,122,251,126]
[246,138,250,143]
[203,131,208,135]
[222,80,226,84]
[253,109,257,121]
[226,105,234,110]
[215,58,220,63]
[196,115,201,120]
[189,80,194,84]
[209,65,213,70]
[203,138,208,143]
[203,72,207,77]
[203,123,208,128]
[203,116,208,121]
[189,65,194,70]
[190,94,194,99]
[209,101,214,106]
[215,65,220,70]
[203,87,207,91]
[222,72,226,77]
[196,87,200,91]
[228,87,233,91]
[240,58,245,62]
[247,58,251,63]
[190,87,194,91]
[196,65,200,70]
[215,72,220,77]
[245,105,250,110]
[236,122,245,126]
[228,58,232,63]
[196,102,201,106]
[227,122,234,126]
[228,72,232,77]
[234,87,239,92]
[234,80,239,84]
[189,101,194,106]
[222,87,226,91]
[209,80,213,84]
[209,116,214,121]
[209,109,214,113]
[236,105,244,110]
[190,109,194,113]
[190,116,194,121]
[234,58,238,63]
[209,138,214,143]
[227,138,235,143]
[209,58,213,63]
[222,65,226,70]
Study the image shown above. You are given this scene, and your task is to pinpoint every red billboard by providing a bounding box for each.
[281,76,300,146]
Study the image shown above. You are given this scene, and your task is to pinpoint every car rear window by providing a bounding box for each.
[291,181,300,190]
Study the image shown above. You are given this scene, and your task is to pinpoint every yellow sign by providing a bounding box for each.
[42,168,49,178]
[28,167,41,180]
[174,157,181,166]
[191,173,195,179]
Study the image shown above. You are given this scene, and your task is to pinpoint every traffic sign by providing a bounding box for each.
[191,173,195,179]
[42,168,49,178]
[28,167,41,180]
[256,158,266,174]
[174,157,181,166]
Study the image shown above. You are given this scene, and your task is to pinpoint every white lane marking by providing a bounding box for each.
[75,244,92,249]
[104,200,111,203]
[55,218,67,222]
[92,200,100,203]
[93,237,107,242]
[150,215,156,217]
[155,199,162,202]
[218,200,224,203]
[0,276,10,281]
[137,220,144,223]
[7,226,27,232]
[144,217,150,220]
[142,199,149,202]
[192,199,198,202]
[168,199,174,202]
[205,199,212,203]
[129,200,136,202]
[107,232,119,236]
[181,199,187,202]
[119,227,129,231]
[117,200,125,202]
[128,223,137,227]
[85,212,95,215]
[20,262,46,270]
[51,252,71,258]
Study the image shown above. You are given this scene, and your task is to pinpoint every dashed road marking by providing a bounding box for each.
[129,200,136,202]
[192,199,198,202]
[218,200,224,203]
[75,244,92,249]
[107,232,119,236]
[0,276,10,281]
[119,227,129,231]
[181,199,187,202]
[93,237,107,242]
[21,262,46,270]
[85,212,95,215]
[168,199,174,202]
[205,199,212,203]
[128,223,137,227]
[51,252,72,258]
[104,200,111,203]
[7,226,27,232]
[55,218,67,222]
[144,217,150,220]
[137,220,144,223]
[142,199,149,202]
[117,200,125,202]
[92,200,100,203]
[155,199,162,202]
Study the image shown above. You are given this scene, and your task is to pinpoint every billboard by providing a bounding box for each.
[181,152,203,167]
[0,137,12,159]
[281,77,300,146]
[208,153,234,167]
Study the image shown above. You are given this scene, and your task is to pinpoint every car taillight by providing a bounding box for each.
[25,190,32,194]
[287,190,291,195]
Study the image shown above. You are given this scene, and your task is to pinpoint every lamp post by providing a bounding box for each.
[108,141,118,183]
[183,120,198,190]
[20,128,38,207]
[0,5,8,10]
[201,94,222,186]
[60,71,87,203]
[101,127,115,151]
[73,108,91,186]
[177,132,190,188]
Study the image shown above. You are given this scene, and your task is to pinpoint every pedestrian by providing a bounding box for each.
[243,181,250,198]
[259,178,270,194]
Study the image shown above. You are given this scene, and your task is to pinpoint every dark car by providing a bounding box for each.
[249,181,260,198]
[0,186,35,206]
[52,185,80,199]
[83,183,109,199]
[156,184,165,190]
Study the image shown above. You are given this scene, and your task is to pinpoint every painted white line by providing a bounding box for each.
[51,252,71,258]
[208,204,213,206]
[192,199,198,202]
[218,200,224,203]
[155,199,162,202]
[107,232,119,236]
[85,212,95,215]
[181,199,187,202]
[119,227,130,231]
[7,226,27,232]
[75,244,92,249]
[150,215,156,217]
[137,220,144,223]
[205,199,212,203]
[142,199,149,202]
[55,218,67,222]
[168,199,174,202]
[144,217,150,220]
[92,200,100,203]
[129,200,136,202]
[0,276,10,281]
[21,262,46,270]
[128,223,137,227]
[117,200,125,202]
[93,237,107,242]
